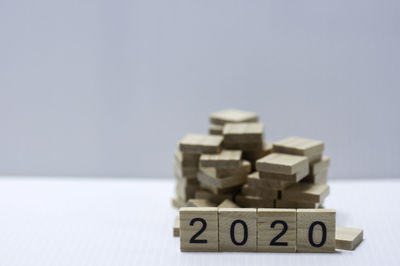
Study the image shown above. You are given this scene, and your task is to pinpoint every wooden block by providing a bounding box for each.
[242,142,273,163]
[200,160,251,178]
[247,172,291,190]
[297,209,336,253]
[273,137,324,161]
[174,150,200,168]
[335,226,363,250]
[256,153,309,175]
[195,189,234,204]
[301,169,328,185]
[179,134,223,154]
[186,199,217,207]
[174,160,197,179]
[173,215,180,237]
[223,140,263,151]
[223,123,264,142]
[172,197,186,208]
[200,150,242,168]
[176,180,199,201]
[282,183,329,202]
[219,208,257,251]
[209,124,224,135]
[180,207,219,252]
[217,199,240,208]
[241,184,278,200]
[235,194,275,208]
[210,109,258,125]
[200,182,242,195]
[197,171,247,189]
[276,199,320,209]
[259,166,309,183]
[310,156,330,175]
[257,208,297,252]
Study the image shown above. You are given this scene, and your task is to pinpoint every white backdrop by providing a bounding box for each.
[0,0,399,178]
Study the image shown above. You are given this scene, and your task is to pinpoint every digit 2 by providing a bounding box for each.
[189,218,208,244]
[269,220,288,246]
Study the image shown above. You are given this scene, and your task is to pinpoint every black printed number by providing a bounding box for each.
[230,219,248,246]
[269,220,288,246]
[308,221,327,247]
[189,218,208,244]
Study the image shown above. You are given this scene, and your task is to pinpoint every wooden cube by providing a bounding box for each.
[256,153,309,175]
[199,160,251,178]
[273,137,324,162]
[297,209,336,253]
[197,171,247,189]
[336,226,363,250]
[259,166,309,183]
[210,109,258,125]
[223,123,264,142]
[179,134,223,154]
[257,209,297,252]
[200,150,242,168]
[282,183,329,202]
[217,199,240,208]
[173,215,180,237]
[180,207,219,252]
[219,208,257,251]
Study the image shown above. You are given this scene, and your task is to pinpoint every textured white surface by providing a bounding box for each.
[0,177,399,265]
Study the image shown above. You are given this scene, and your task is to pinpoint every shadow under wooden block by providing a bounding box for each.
[218,208,257,252]
[297,209,336,253]
[257,208,297,252]
[180,207,219,252]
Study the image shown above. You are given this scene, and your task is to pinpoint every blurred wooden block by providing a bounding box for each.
[174,150,200,168]
[248,172,291,190]
[172,197,186,208]
[200,160,251,178]
[174,160,198,179]
[223,123,264,142]
[195,189,234,204]
[241,184,278,200]
[259,166,309,183]
[275,199,321,209]
[209,124,224,135]
[180,207,219,252]
[243,142,273,164]
[273,137,324,163]
[200,182,242,195]
[282,183,329,202]
[219,208,257,251]
[257,208,297,252]
[256,153,309,175]
[210,109,258,125]
[179,134,223,154]
[197,171,247,189]
[186,199,216,207]
[301,169,328,185]
[173,215,180,237]
[200,150,242,168]
[235,194,275,208]
[335,226,363,250]
[217,199,240,208]
[297,209,336,253]
[311,156,330,175]
[175,179,199,201]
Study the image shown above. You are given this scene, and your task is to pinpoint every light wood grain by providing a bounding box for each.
[199,160,251,178]
[282,183,329,202]
[179,134,223,154]
[217,199,240,208]
[197,171,247,189]
[173,215,180,237]
[223,123,264,142]
[273,137,324,161]
[259,166,309,182]
[297,209,336,253]
[257,208,297,252]
[210,109,258,125]
[180,207,219,252]
[301,169,328,185]
[256,153,309,175]
[336,226,363,250]
[200,150,242,168]
[310,156,330,175]
[219,208,257,251]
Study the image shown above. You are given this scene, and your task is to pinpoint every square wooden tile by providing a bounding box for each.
[281,183,329,202]
[180,207,219,252]
[259,166,309,182]
[197,171,247,189]
[257,208,297,252]
[273,137,324,160]
[223,122,264,142]
[179,134,223,154]
[256,153,309,175]
[210,109,258,125]
[199,160,251,178]
[200,150,242,168]
[335,226,363,250]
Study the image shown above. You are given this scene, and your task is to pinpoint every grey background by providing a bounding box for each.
[1,0,399,179]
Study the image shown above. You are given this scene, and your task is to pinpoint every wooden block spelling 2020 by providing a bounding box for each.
[180,207,335,252]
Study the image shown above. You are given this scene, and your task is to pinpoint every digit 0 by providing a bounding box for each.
[230,219,248,246]
[308,221,327,247]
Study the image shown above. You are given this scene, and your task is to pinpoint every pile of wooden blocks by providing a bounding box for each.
[172,109,363,252]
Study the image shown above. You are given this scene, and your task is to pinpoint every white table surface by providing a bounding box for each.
[0,177,399,266]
